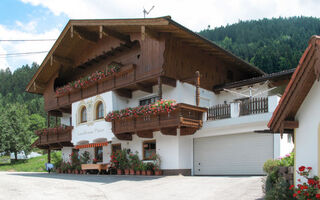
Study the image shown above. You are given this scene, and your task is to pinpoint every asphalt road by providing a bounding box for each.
[0,172,265,200]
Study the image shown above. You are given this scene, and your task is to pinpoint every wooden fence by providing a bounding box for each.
[207,104,231,120]
[239,97,268,116]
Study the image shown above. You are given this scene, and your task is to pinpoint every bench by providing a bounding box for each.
[81,163,110,174]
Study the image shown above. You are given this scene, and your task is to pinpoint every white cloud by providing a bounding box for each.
[20,0,320,31]
[0,23,60,71]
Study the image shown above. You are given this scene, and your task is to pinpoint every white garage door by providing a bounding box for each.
[194,133,273,175]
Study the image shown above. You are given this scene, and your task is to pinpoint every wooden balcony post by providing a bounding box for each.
[158,76,162,100]
[195,71,200,106]
[47,149,51,163]
[47,112,50,128]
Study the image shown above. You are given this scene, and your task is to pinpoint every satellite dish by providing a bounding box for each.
[223,80,276,99]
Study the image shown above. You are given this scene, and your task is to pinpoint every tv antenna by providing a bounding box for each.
[143,5,155,18]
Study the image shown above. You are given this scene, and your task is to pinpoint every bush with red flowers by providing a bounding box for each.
[290,166,320,199]
[55,63,121,96]
[105,99,177,121]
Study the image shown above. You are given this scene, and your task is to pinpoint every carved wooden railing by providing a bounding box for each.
[112,103,207,135]
[35,126,73,146]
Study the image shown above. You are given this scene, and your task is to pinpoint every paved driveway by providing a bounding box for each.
[0,172,264,200]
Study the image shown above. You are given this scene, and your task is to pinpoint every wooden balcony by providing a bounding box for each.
[32,126,73,150]
[44,63,171,112]
[111,103,207,140]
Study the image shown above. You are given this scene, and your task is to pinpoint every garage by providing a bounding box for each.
[193,132,274,175]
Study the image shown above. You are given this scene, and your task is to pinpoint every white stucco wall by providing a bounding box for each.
[72,92,114,145]
[61,113,71,126]
[61,147,73,162]
[295,80,320,181]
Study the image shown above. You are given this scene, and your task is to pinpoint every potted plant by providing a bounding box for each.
[117,149,129,175]
[146,162,154,176]
[60,161,68,173]
[152,153,162,176]
[67,162,72,174]
[129,151,140,175]
[141,162,148,175]
[93,158,98,164]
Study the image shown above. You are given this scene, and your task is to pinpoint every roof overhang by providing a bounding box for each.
[268,35,320,133]
[26,16,265,94]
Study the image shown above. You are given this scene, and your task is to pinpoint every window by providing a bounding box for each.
[139,96,159,106]
[143,140,156,160]
[112,144,121,155]
[94,146,103,163]
[80,106,87,123]
[96,101,104,119]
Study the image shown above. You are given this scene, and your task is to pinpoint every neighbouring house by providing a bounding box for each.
[27,16,293,175]
[268,35,320,182]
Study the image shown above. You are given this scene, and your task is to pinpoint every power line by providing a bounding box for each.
[0,39,56,42]
[0,51,49,58]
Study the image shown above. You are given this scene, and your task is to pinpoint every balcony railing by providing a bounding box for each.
[207,97,272,121]
[208,104,231,120]
[32,126,73,149]
[112,103,207,136]
[239,97,268,116]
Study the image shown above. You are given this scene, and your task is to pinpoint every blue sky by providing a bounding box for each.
[0,0,319,71]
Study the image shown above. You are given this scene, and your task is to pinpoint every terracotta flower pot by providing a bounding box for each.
[124,169,130,175]
[57,168,61,173]
[146,170,153,176]
[141,170,146,175]
[129,169,135,175]
[136,170,141,175]
[75,170,79,174]
[68,169,72,174]
[117,169,123,175]
[154,170,162,176]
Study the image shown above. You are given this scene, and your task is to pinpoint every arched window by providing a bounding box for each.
[96,101,104,119]
[80,106,87,123]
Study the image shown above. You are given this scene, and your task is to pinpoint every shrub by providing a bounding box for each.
[264,159,280,174]
[265,177,294,200]
[128,151,140,171]
[51,151,62,170]
[278,152,294,167]
[290,166,320,199]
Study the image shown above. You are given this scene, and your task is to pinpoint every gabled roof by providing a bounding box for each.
[26,16,264,94]
[268,35,320,132]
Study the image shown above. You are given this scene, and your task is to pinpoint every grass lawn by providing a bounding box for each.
[0,154,48,172]
[0,156,10,164]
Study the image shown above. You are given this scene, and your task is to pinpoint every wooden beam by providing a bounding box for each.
[137,131,153,138]
[161,127,177,136]
[180,127,197,136]
[73,26,99,43]
[48,110,63,117]
[141,26,146,41]
[101,26,130,43]
[115,89,132,98]
[195,71,200,106]
[136,83,153,93]
[161,76,176,87]
[282,121,299,129]
[52,55,73,66]
[158,76,162,99]
[115,133,132,141]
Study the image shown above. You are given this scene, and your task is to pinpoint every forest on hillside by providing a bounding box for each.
[1,16,320,157]
[199,16,320,73]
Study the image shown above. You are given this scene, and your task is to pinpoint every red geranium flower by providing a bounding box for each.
[289,185,295,190]
[293,193,297,197]
[316,194,320,199]
[299,166,306,171]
